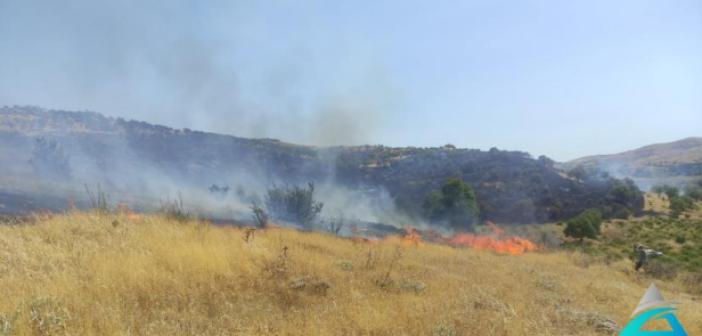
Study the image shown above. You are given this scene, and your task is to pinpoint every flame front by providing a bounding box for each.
[386,223,537,255]
[448,234,537,255]
[401,227,422,246]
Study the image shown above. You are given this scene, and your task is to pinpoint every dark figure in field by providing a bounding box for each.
[634,244,663,271]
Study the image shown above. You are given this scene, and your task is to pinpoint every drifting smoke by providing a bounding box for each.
[0,1,540,247]
[0,105,408,231]
[0,0,398,147]
[0,104,546,258]
[0,0,401,228]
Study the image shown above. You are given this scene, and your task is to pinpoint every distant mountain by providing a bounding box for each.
[0,106,643,224]
[565,137,702,190]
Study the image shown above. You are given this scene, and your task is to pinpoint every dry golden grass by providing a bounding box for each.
[644,192,670,214]
[0,211,699,335]
[644,192,702,220]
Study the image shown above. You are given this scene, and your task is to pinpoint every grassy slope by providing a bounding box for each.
[0,212,699,335]
[576,193,702,272]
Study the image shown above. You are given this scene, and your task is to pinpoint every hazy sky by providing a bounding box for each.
[1,1,700,161]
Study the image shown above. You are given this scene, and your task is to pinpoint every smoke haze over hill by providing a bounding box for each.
[1,1,700,160]
[565,137,702,190]
[0,106,646,231]
[0,1,398,148]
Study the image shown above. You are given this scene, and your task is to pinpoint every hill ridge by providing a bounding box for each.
[565,137,702,189]
[0,105,643,224]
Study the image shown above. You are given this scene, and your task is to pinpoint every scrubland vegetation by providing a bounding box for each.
[0,210,699,335]
[564,193,702,278]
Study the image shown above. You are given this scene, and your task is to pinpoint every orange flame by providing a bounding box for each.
[117,203,142,222]
[401,227,422,246]
[358,223,537,255]
[407,223,536,255]
[447,222,537,255]
[448,234,537,255]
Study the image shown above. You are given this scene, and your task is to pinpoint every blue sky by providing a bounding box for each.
[1,0,700,161]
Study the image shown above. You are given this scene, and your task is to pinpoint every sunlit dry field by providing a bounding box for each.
[0,211,699,335]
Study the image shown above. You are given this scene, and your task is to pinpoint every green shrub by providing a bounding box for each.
[675,234,686,245]
[685,184,702,201]
[653,185,679,199]
[336,260,353,272]
[266,182,324,228]
[605,179,643,217]
[423,178,479,230]
[564,209,603,240]
[670,196,695,218]
[433,323,456,336]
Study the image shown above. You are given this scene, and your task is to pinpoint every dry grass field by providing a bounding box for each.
[0,211,699,335]
[644,192,671,214]
[645,191,702,221]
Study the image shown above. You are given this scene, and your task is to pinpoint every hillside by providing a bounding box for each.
[0,106,642,224]
[566,137,702,189]
[0,211,698,335]
[559,193,702,272]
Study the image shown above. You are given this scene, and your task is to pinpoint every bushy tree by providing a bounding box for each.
[325,214,345,236]
[652,185,679,199]
[605,178,644,218]
[265,182,323,228]
[564,208,603,241]
[669,196,695,218]
[687,187,702,201]
[684,181,702,201]
[568,165,588,181]
[250,203,269,228]
[537,155,555,167]
[423,178,479,230]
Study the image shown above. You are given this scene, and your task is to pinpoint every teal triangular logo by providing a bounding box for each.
[620,284,687,336]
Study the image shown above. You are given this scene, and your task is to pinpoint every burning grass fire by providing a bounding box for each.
[447,234,537,255]
[396,221,538,255]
